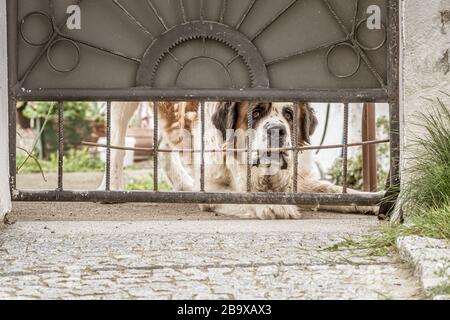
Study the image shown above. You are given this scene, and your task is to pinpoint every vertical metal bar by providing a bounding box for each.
[105,101,112,191]
[179,0,187,23]
[376,0,400,220]
[200,0,204,23]
[219,0,227,23]
[247,104,253,193]
[387,0,400,189]
[153,102,159,191]
[200,101,206,192]
[362,103,377,192]
[8,97,17,191]
[7,0,18,191]
[57,101,64,191]
[342,103,349,194]
[293,103,299,193]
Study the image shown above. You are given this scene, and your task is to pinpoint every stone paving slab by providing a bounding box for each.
[397,236,450,300]
[0,220,423,300]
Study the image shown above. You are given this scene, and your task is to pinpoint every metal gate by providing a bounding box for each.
[7,0,399,213]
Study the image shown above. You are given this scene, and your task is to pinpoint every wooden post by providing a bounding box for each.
[362,103,377,192]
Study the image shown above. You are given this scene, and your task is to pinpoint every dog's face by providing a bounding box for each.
[212,102,318,173]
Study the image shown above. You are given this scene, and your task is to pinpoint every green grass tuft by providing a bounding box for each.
[330,99,450,255]
[431,284,450,296]
[328,203,450,256]
[402,99,450,214]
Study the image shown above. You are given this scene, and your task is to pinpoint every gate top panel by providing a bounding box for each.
[8,0,397,101]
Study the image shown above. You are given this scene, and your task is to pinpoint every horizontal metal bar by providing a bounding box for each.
[14,88,389,102]
[82,139,390,153]
[12,190,384,206]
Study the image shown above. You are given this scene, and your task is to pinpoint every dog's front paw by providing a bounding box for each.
[255,205,303,220]
[354,205,379,215]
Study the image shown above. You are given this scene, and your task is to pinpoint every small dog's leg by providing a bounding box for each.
[99,102,140,191]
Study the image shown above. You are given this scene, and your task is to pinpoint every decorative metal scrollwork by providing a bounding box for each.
[20,10,82,73]
[18,0,388,89]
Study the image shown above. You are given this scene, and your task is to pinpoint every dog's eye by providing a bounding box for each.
[252,110,261,119]
[284,110,293,121]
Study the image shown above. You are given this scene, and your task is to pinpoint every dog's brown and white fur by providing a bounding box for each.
[101,101,377,219]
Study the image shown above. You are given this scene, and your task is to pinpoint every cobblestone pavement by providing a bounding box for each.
[0,218,424,300]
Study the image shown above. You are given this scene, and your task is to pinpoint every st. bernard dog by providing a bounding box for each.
[101,101,377,219]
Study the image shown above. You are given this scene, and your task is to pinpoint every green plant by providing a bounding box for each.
[23,101,92,121]
[326,116,390,191]
[402,99,450,213]
[329,99,450,255]
[327,153,364,190]
[17,148,104,175]
[125,176,173,191]
[62,148,105,173]
[22,102,105,158]
[327,201,450,256]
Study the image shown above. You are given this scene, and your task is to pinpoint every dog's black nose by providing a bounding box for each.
[266,124,287,146]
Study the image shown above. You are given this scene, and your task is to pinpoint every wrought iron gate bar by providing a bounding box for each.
[106,101,112,191]
[387,0,400,188]
[7,0,17,191]
[236,0,256,30]
[82,139,390,154]
[320,0,387,87]
[265,38,348,67]
[14,89,390,102]
[200,0,204,23]
[293,102,299,193]
[12,191,384,207]
[342,103,349,194]
[179,0,187,23]
[61,34,142,64]
[153,101,159,191]
[18,1,142,88]
[250,0,299,41]
[219,0,227,24]
[57,101,64,191]
[247,104,253,193]
[111,0,154,38]
[167,51,183,68]
[200,101,206,192]
[146,0,169,31]
[7,0,400,212]
[12,0,392,95]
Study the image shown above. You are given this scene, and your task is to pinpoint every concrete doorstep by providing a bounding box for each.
[397,236,450,300]
[1,203,448,300]
[0,203,425,300]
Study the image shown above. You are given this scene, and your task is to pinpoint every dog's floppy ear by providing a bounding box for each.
[300,103,318,144]
[212,102,238,140]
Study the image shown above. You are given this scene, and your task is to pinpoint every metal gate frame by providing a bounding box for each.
[6,0,400,211]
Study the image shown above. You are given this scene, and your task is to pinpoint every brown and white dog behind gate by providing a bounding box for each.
[100,101,378,219]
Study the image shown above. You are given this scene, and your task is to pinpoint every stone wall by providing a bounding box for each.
[392,0,450,221]
[401,0,450,144]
